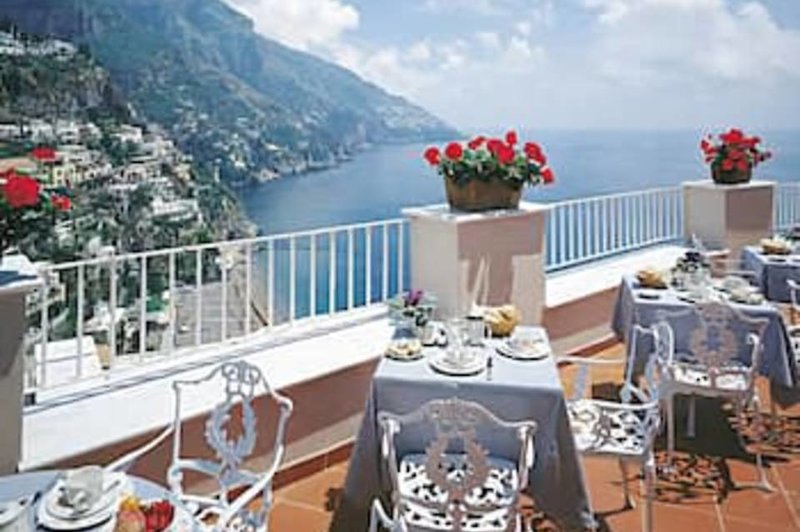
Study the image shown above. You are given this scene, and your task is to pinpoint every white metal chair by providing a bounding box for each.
[652,302,772,492]
[369,498,408,532]
[558,341,662,532]
[378,397,537,532]
[108,361,294,531]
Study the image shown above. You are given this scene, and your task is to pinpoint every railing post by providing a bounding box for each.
[329,232,336,315]
[195,249,202,346]
[109,255,117,368]
[289,237,296,322]
[39,273,49,387]
[382,224,389,302]
[245,242,253,333]
[139,256,147,359]
[76,264,85,378]
[347,228,354,309]
[168,251,176,354]
[365,227,372,306]
[221,247,228,341]
[309,236,316,317]
[267,239,275,326]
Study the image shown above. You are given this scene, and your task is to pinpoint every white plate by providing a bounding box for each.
[0,497,30,528]
[38,473,128,531]
[496,341,551,361]
[429,352,485,376]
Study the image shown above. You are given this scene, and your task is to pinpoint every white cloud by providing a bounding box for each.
[585,0,800,85]
[225,0,359,51]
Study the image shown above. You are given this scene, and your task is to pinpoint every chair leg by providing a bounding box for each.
[618,459,634,509]
[732,398,775,493]
[666,395,676,465]
[642,457,656,532]
[686,395,696,439]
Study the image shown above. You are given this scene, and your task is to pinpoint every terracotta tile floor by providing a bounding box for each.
[270,342,800,531]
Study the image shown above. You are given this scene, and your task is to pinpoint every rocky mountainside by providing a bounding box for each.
[0,0,458,182]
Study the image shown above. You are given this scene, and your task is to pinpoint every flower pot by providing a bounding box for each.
[444,178,522,212]
[711,165,752,185]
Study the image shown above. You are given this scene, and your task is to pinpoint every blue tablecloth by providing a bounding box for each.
[740,246,800,303]
[612,275,798,405]
[331,331,592,531]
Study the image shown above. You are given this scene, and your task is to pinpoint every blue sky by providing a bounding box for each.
[227,0,800,131]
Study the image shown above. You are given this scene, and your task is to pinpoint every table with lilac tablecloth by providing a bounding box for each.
[741,246,800,303]
[330,330,592,532]
[612,274,799,405]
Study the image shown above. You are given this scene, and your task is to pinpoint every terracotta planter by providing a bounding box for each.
[444,178,522,212]
[711,165,752,185]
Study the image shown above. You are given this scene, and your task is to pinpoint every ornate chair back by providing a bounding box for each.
[654,301,767,389]
[168,361,293,530]
[379,398,536,532]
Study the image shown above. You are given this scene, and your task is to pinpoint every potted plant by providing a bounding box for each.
[0,167,71,262]
[423,130,555,212]
[387,289,436,336]
[700,128,772,185]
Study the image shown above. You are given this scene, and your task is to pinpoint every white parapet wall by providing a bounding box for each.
[0,255,41,474]
[404,202,549,325]
[683,180,775,256]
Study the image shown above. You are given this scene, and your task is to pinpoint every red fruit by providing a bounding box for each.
[423,147,441,166]
[505,130,518,146]
[722,159,735,171]
[541,167,555,184]
[444,142,464,161]
[2,172,40,208]
[736,160,749,172]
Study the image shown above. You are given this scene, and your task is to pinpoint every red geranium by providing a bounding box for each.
[467,136,486,150]
[51,194,71,211]
[496,143,516,165]
[2,171,41,208]
[486,138,505,155]
[422,130,555,191]
[423,146,441,166]
[30,146,57,162]
[444,142,464,161]
[700,128,771,176]
[524,142,544,162]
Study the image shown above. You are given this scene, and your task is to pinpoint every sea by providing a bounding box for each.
[236,130,800,322]
[238,130,800,235]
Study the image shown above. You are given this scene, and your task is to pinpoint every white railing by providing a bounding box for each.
[545,187,684,271]
[26,218,408,393]
[774,183,800,231]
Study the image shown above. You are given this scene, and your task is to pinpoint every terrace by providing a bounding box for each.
[1,180,799,531]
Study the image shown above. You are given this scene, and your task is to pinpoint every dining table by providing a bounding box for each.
[740,246,800,303]
[329,326,593,532]
[612,274,799,405]
[0,470,192,531]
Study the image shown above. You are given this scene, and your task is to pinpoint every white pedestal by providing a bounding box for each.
[683,180,775,256]
[0,255,41,474]
[403,203,549,325]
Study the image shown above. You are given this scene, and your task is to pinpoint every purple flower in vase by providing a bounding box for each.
[405,289,424,307]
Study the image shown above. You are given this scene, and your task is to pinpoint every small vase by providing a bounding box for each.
[711,165,752,185]
[444,177,522,212]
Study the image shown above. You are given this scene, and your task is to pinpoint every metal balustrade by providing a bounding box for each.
[774,183,800,231]
[24,183,800,393]
[545,187,684,272]
[26,218,408,393]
